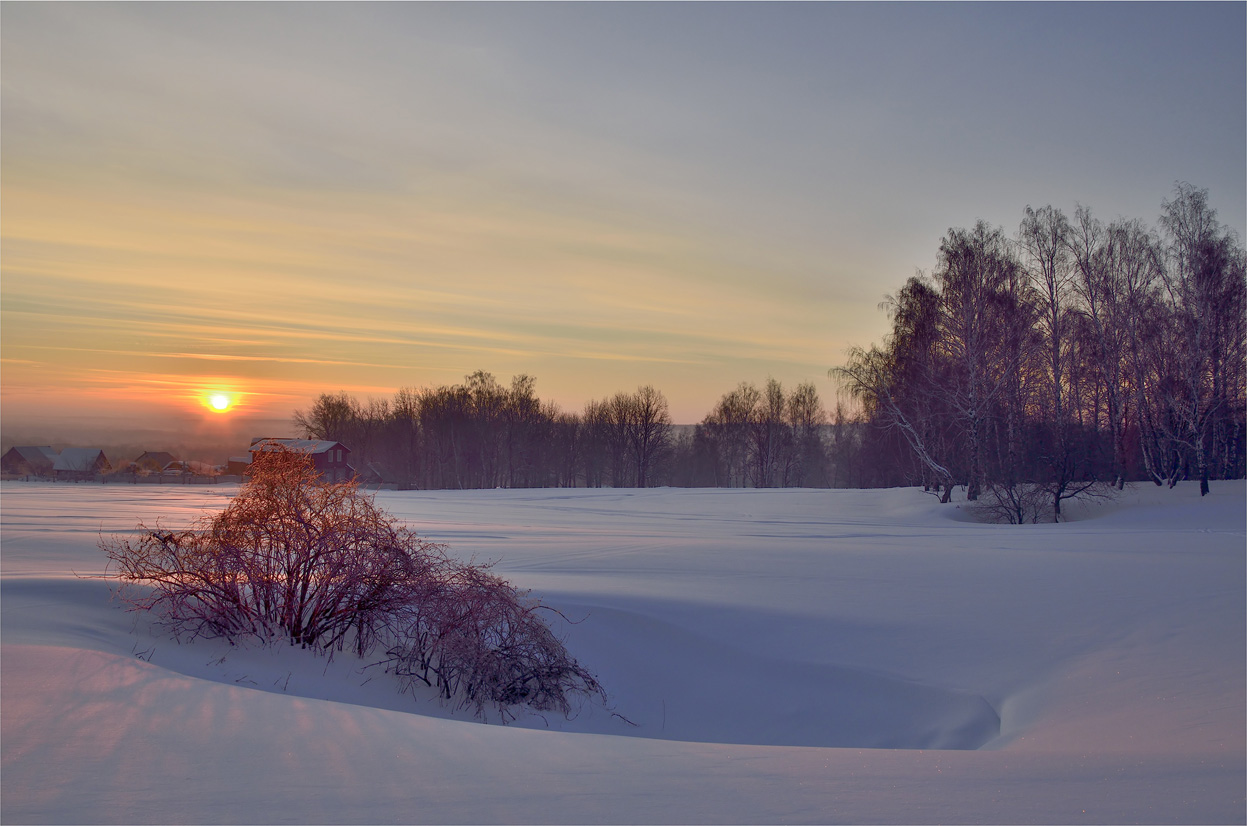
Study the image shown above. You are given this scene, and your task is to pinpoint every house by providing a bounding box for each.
[1,446,59,477]
[134,451,178,473]
[248,438,354,482]
[52,448,111,481]
[162,461,191,476]
[225,457,251,476]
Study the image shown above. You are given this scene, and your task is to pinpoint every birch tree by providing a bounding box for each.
[1158,183,1245,495]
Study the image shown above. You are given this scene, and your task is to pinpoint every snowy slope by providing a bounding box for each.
[2,481,1243,824]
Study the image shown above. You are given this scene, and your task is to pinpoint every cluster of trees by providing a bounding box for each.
[293,372,858,490]
[677,379,856,488]
[294,371,681,490]
[838,183,1245,519]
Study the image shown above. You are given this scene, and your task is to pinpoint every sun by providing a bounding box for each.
[198,387,244,415]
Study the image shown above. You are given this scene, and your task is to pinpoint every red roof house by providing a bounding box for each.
[248,438,354,482]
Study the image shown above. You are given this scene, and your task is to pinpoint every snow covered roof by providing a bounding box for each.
[7,446,59,464]
[135,451,178,467]
[249,438,349,455]
[2,446,59,475]
[52,448,109,472]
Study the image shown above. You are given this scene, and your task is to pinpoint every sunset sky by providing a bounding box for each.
[3,2,1244,452]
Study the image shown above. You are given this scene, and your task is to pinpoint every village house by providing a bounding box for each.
[162,460,192,476]
[52,448,111,481]
[225,457,251,476]
[1,446,59,477]
[248,438,354,482]
[133,451,179,474]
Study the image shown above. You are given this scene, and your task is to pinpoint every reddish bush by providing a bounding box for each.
[383,561,605,721]
[102,447,605,720]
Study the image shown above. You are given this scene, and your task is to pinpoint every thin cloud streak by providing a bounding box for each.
[14,345,406,371]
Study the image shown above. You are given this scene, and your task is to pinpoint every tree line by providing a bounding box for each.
[292,371,863,490]
[837,183,1245,518]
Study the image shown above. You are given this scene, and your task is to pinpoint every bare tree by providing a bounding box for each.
[418,384,472,489]
[465,370,507,488]
[702,382,759,487]
[625,385,673,488]
[1020,204,1092,520]
[386,387,423,488]
[547,406,583,488]
[747,379,791,488]
[294,391,358,443]
[786,381,827,487]
[1158,183,1245,495]
[836,343,957,499]
[931,222,1026,500]
[580,398,612,488]
[1069,207,1120,485]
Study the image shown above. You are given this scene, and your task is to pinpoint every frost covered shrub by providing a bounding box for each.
[970,481,1052,524]
[102,447,604,720]
[382,561,605,721]
[969,479,1113,524]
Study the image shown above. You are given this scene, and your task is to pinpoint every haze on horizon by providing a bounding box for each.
[3,2,1244,458]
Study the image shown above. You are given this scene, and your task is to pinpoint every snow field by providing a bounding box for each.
[2,481,1244,823]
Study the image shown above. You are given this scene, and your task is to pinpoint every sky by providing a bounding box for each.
[2,2,1244,454]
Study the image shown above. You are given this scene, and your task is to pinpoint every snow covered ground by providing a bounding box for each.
[2,480,1243,824]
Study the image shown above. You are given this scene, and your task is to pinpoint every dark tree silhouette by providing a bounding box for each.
[835,184,1245,518]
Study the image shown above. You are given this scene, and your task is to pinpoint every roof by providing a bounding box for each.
[5,446,59,465]
[249,438,349,455]
[53,448,109,472]
[135,451,178,466]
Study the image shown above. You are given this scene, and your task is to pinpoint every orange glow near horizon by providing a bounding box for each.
[193,384,244,416]
[197,387,246,415]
